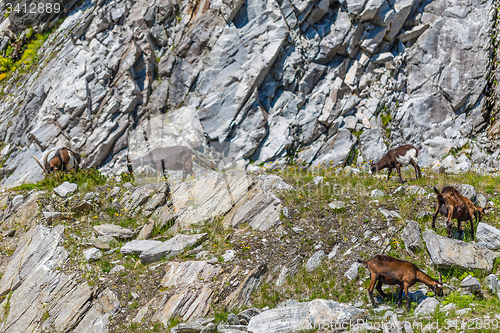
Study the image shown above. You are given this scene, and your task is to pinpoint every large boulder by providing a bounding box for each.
[247,299,367,333]
[423,230,498,273]
[476,223,500,250]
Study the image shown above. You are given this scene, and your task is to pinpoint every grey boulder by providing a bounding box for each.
[247,299,366,333]
[476,222,500,250]
[53,182,78,198]
[423,230,498,273]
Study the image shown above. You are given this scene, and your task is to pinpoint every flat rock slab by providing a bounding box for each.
[120,240,163,255]
[161,260,220,288]
[170,323,206,333]
[139,233,208,264]
[423,230,498,273]
[247,299,366,333]
[94,224,134,239]
[53,182,78,197]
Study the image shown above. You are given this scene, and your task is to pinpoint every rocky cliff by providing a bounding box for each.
[0,0,498,186]
[2,1,500,331]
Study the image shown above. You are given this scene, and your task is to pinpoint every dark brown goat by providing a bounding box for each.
[370,144,421,183]
[358,255,443,311]
[432,186,488,240]
[31,147,81,173]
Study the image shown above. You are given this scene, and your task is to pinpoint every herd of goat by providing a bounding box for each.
[27,143,490,310]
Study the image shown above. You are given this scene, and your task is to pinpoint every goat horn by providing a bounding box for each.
[439,272,443,285]
[43,149,55,171]
[30,156,48,174]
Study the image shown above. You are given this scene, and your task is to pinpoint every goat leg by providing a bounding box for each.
[410,158,421,179]
[446,207,454,238]
[375,280,388,298]
[404,284,411,312]
[395,164,404,183]
[469,217,475,241]
[397,285,404,307]
[457,220,464,240]
[368,275,378,307]
[432,205,440,229]
[387,168,392,180]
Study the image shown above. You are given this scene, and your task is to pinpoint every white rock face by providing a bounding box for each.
[0,224,119,333]
[0,0,497,186]
[120,240,164,255]
[344,262,361,281]
[370,189,384,199]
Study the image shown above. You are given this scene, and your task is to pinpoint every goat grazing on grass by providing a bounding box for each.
[370,145,421,183]
[432,186,488,240]
[358,255,443,311]
[31,147,81,173]
[127,146,217,182]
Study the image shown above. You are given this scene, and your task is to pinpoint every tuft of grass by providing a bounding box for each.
[12,168,107,192]
[214,310,229,324]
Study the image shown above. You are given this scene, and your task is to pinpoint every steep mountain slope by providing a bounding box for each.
[0,0,497,186]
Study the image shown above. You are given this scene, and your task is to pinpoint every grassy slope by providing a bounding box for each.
[2,165,500,332]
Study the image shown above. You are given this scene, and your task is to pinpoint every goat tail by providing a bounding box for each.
[357,258,367,265]
[433,187,442,196]
[30,155,48,174]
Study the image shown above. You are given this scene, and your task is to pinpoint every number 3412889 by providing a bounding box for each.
[4,2,61,14]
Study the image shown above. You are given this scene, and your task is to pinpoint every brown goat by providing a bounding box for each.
[358,255,443,311]
[370,144,421,183]
[31,147,81,173]
[432,186,488,240]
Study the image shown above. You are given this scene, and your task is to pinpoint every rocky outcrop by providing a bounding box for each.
[423,230,498,273]
[0,224,119,333]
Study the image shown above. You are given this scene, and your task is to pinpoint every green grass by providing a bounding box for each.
[12,168,107,192]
